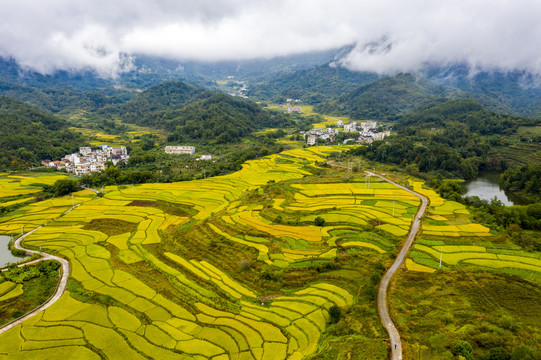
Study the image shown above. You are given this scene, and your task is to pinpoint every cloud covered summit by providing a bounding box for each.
[2,0,540,77]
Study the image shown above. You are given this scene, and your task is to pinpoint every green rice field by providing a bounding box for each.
[1,147,538,359]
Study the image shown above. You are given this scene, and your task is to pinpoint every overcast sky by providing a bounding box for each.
[1,0,540,77]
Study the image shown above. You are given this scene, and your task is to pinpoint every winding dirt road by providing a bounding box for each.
[366,172,429,360]
[0,207,76,335]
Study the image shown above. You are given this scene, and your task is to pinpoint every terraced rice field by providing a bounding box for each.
[0,148,427,359]
[0,173,68,200]
[405,181,541,279]
[0,280,23,302]
[0,189,96,234]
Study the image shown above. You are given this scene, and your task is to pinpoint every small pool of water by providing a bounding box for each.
[462,173,530,206]
[0,235,26,268]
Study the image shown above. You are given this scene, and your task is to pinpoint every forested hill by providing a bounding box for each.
[315,73,454,120]
[351,99,530,179]
[0,96,83,169]
[425,65,541,119]
[102,81,211,124]
[0,81,129,114]
[146,93,293,144]
[396,99,527,135]
[248,63,379,104]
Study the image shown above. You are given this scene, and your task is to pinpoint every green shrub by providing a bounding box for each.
[510,344,533,360]
[429,333,448,354]
[451,340,473,360]
[314,216,325,226]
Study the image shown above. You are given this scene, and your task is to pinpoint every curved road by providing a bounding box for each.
[366,172,429,360]
[0,207,76,336]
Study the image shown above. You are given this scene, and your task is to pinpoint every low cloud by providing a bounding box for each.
[1,0,541,78]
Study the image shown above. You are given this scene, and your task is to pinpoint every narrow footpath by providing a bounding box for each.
[0,206,77,335]
[366,172,429,360]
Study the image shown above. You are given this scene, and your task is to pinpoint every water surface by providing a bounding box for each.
[462,172,530,206]
[0,235,25,268]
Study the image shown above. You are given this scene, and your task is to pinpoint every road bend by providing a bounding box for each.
[0,206,77,335]
[366,172,429,360]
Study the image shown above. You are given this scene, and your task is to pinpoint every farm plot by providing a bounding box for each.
[285,182,418,238]
[406,181,541,277]
[0,173,68,198]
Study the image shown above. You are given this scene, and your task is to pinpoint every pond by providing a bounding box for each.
[461,172,530,206]
[0,235,26,268]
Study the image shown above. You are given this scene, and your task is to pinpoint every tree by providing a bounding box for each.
[429,333,448,354]
[314,216,325,226]
[487,347,510,360]
[328,305,341,324]
[510,345,533,360]
[527,203,541,219]
[53,179,80,196]
[451,340,473,360]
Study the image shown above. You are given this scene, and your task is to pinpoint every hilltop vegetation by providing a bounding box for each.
[102,81,210,124]
[426,65,541,118]
[314,73,452,120]
[163,94,292,143]
[98,81,293,144]
[248,63,379,104]
[0,96,83,170]
[351,99,531,178]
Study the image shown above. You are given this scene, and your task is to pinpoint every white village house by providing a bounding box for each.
[164,146,196,155]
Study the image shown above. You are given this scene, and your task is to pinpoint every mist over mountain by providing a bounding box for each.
[2,49,541,120]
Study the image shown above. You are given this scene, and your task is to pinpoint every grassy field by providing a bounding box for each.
[70,121,165,148]
[266,104,351,130]
[390,270,541,360]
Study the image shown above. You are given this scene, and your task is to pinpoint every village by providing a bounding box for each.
[41,145,130,176]
[302,119,391,145]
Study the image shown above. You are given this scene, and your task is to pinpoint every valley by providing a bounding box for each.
[0,48,540,360]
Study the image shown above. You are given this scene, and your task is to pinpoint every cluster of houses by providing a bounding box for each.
[287,106,302,113]
[304,127,340,145]
[303,120,391,146]
[42,145,130,177]
[228,78,248,98]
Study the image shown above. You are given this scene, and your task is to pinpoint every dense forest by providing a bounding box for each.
[0,96,83,169]
[101,81,293,144]
[101,81,210,123]
[163,94,292,143]
[248,63,379,104]
[349,99,529,179]
[501,164,541,200]
[425,64,541,118]
[0,80,133,114]
[314,73,453,120]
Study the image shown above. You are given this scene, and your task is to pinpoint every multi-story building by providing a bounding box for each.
[164,146,196,155]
